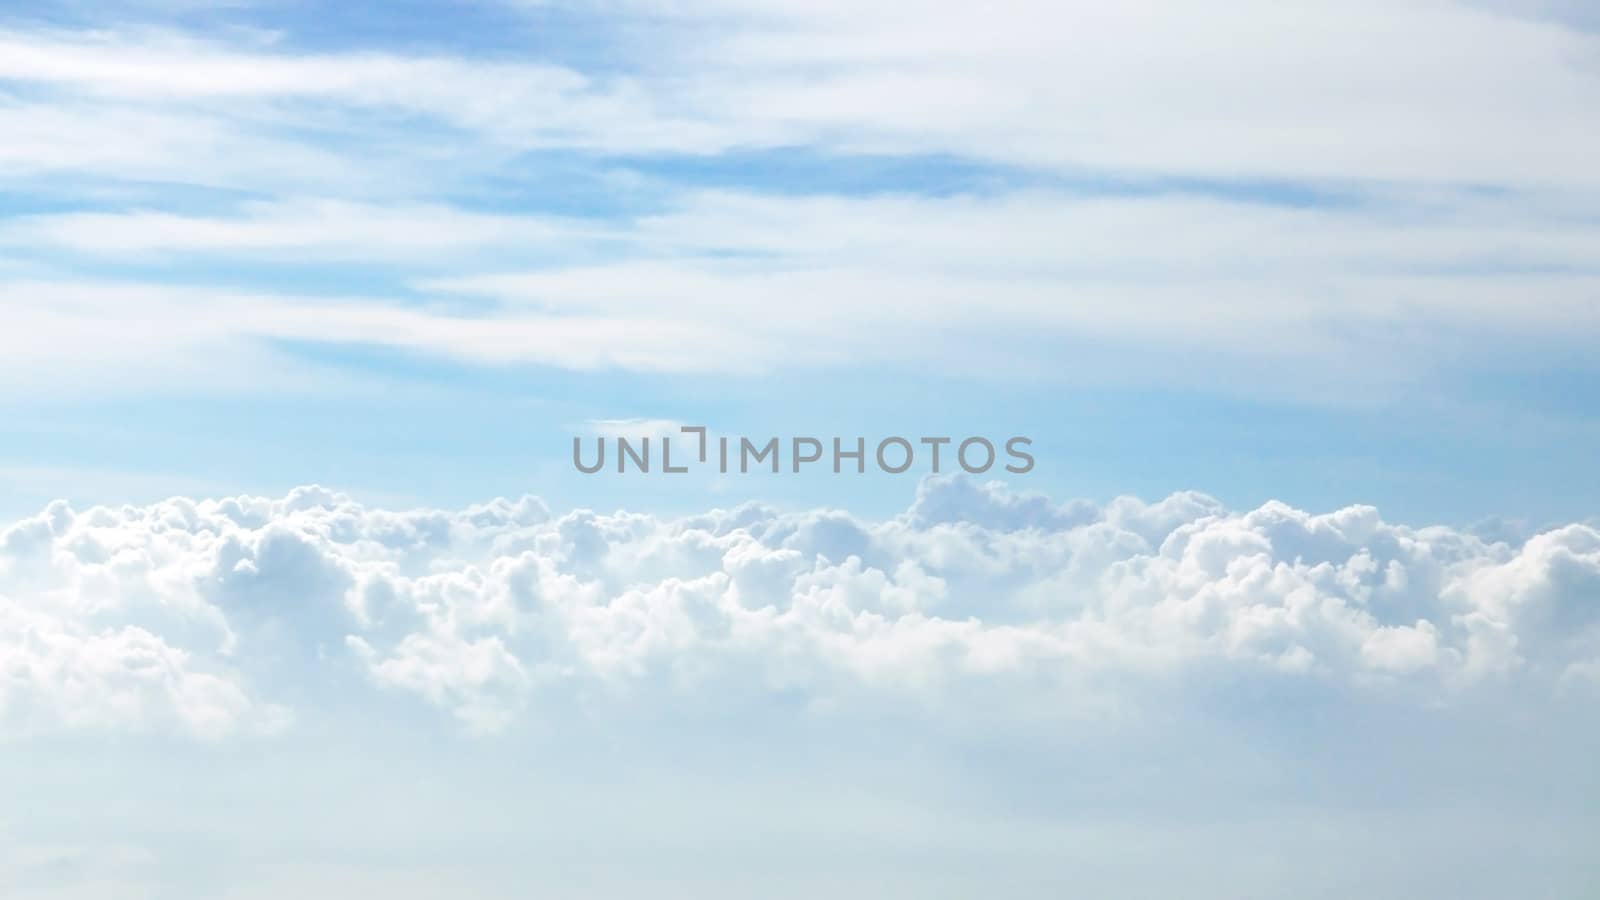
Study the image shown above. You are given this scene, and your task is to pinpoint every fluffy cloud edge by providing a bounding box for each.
[1,478,1597,740]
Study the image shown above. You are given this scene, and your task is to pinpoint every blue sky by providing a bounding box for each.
[2,1,1600,898]
[1,0,1599,526]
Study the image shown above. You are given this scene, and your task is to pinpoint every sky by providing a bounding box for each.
[1,1,1599,898]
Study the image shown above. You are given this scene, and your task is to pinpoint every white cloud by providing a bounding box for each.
[2,477,1596,738]
[1,12,1597,390]
[0,602,283,740]
[0,199,597,262]
[0,499,290,740]
[0,279,779,394]
[3,5,1600,186]
[5,183,1599,391]
[579,418,692,441]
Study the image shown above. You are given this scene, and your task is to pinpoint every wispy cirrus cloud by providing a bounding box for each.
[3,183,1598,395]
[4,2,1600,187]
[0,199,602,262]
[0,5,1597,398]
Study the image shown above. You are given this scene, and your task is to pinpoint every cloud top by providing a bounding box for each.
[3,477,1595,739]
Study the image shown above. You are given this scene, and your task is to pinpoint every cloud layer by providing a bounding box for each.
[2,7,1598,390]
[4,3,1600,186]
[4,478,1596,739]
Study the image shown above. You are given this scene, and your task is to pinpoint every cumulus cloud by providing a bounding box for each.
[1,477,1596,739]
[0,499,292,740]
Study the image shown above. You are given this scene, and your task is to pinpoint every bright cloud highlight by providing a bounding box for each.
[4,478,1596,739]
